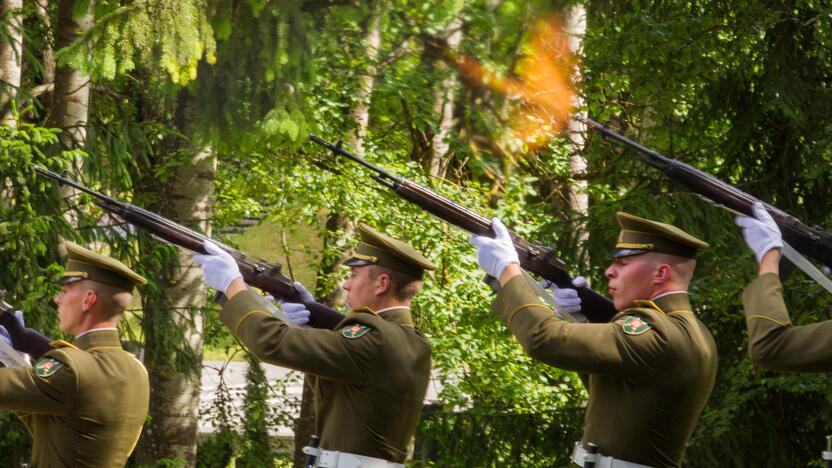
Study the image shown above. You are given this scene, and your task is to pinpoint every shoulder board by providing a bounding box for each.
[342,323,372,339]
[350,307,380,317]
[50,339,78,350]
[622,315,652,335]
[34,357,65,377]
[631,300,665,314]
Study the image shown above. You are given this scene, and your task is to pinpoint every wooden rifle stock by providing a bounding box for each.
[35,167,344,330]
[309,135,617,323]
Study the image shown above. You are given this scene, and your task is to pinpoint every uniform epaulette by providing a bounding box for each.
[631,300,665,314]
[50,339,79,350]
[350,307,380,317]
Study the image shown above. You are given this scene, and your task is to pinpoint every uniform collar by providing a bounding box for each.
[633,291,693,314]
[350,306,415,328]
[72,329,123,351]
[379,307,414,328]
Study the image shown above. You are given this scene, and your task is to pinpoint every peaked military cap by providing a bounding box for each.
[611,212,709,259]
[343,223,436,278]
[59,241,147,291]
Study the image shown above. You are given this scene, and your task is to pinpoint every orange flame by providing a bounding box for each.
[447,15,576,150]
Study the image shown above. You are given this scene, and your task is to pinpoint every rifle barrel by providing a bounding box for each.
[309,134,401,182]
[584,117,832,266]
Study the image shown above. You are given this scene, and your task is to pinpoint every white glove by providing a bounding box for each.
[735,202,783,262]
[278,282,315,325]
[280,302,311,325]
[291,281,315,303]
[191,240,243,294]
[469,218,520,279]
[541,276,586,314]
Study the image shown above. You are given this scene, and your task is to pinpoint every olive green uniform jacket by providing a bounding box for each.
[742,272,832,371]
[0,329,149,467]
[493,275,717,468]
[222,289,431,463]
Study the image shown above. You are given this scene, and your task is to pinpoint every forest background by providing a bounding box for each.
[0,0,831,466]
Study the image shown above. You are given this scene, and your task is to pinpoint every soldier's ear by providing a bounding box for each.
[654,264,671,284]
[81,289,98,312]
[375,273,392,296]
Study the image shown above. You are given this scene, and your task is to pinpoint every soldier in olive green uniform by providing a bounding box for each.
[193,223,434,466]
[737,202,832,371]
[470,213,717,468]
[0,241,150,467]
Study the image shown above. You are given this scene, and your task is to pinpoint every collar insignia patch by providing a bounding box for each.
[35,357,64,377]
[342,324,371,339]
[622,316,652,335]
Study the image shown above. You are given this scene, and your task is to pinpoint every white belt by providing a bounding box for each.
[302,446,405,468]
[571,442,654,468]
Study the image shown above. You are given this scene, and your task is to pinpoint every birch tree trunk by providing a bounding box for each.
[346,0,382,154]
[292,2,383,466]
[35,0,55,85]
[564,4,590,272]
[427,18,462,179]
[50,0,91,151]
[0,0,22,126]
[134,89,215,466]
[50,0,92,223]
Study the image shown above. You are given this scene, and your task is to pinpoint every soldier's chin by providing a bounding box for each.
[611,297,629,311]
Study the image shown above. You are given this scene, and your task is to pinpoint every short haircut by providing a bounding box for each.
[82,280,133,318]
[652,253,697,285]
[367,265,424,301]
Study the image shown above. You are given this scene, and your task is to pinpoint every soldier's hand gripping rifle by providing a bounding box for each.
[0,292,51,361]
[584,118,832,269]
[34,167,345,330]
[308,135,617,323]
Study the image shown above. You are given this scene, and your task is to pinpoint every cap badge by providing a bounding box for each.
[342,324,371,339]
[622,316,652,335]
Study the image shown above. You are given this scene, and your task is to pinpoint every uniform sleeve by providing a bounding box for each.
[0,350,77,415]
[221,289,378,383]
[742,273,832,372]
[493,275,669,378]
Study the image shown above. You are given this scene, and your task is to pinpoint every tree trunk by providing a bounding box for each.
[346,0,382,154]
[292,3,383,466]
[50,0,91,149]
[0,0,22,126]
[564,4,590,273]
[35,0,55,85]
[427,18,463,179]
[49,0,92,221]
[134,89,215,465]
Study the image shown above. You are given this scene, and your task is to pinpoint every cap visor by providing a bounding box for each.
[58,276,85,285]
[342,258,374,267]
[610,248,649,258]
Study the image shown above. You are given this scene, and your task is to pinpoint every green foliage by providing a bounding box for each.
[56,0,216,83]
[194,0,311,149]
[196,373,236,468]
[4,0,832,465]
[237,354,272,465]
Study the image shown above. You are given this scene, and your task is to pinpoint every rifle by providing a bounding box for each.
[583,118,832,267]
[34,167,345,330]
[308,135,617,323]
